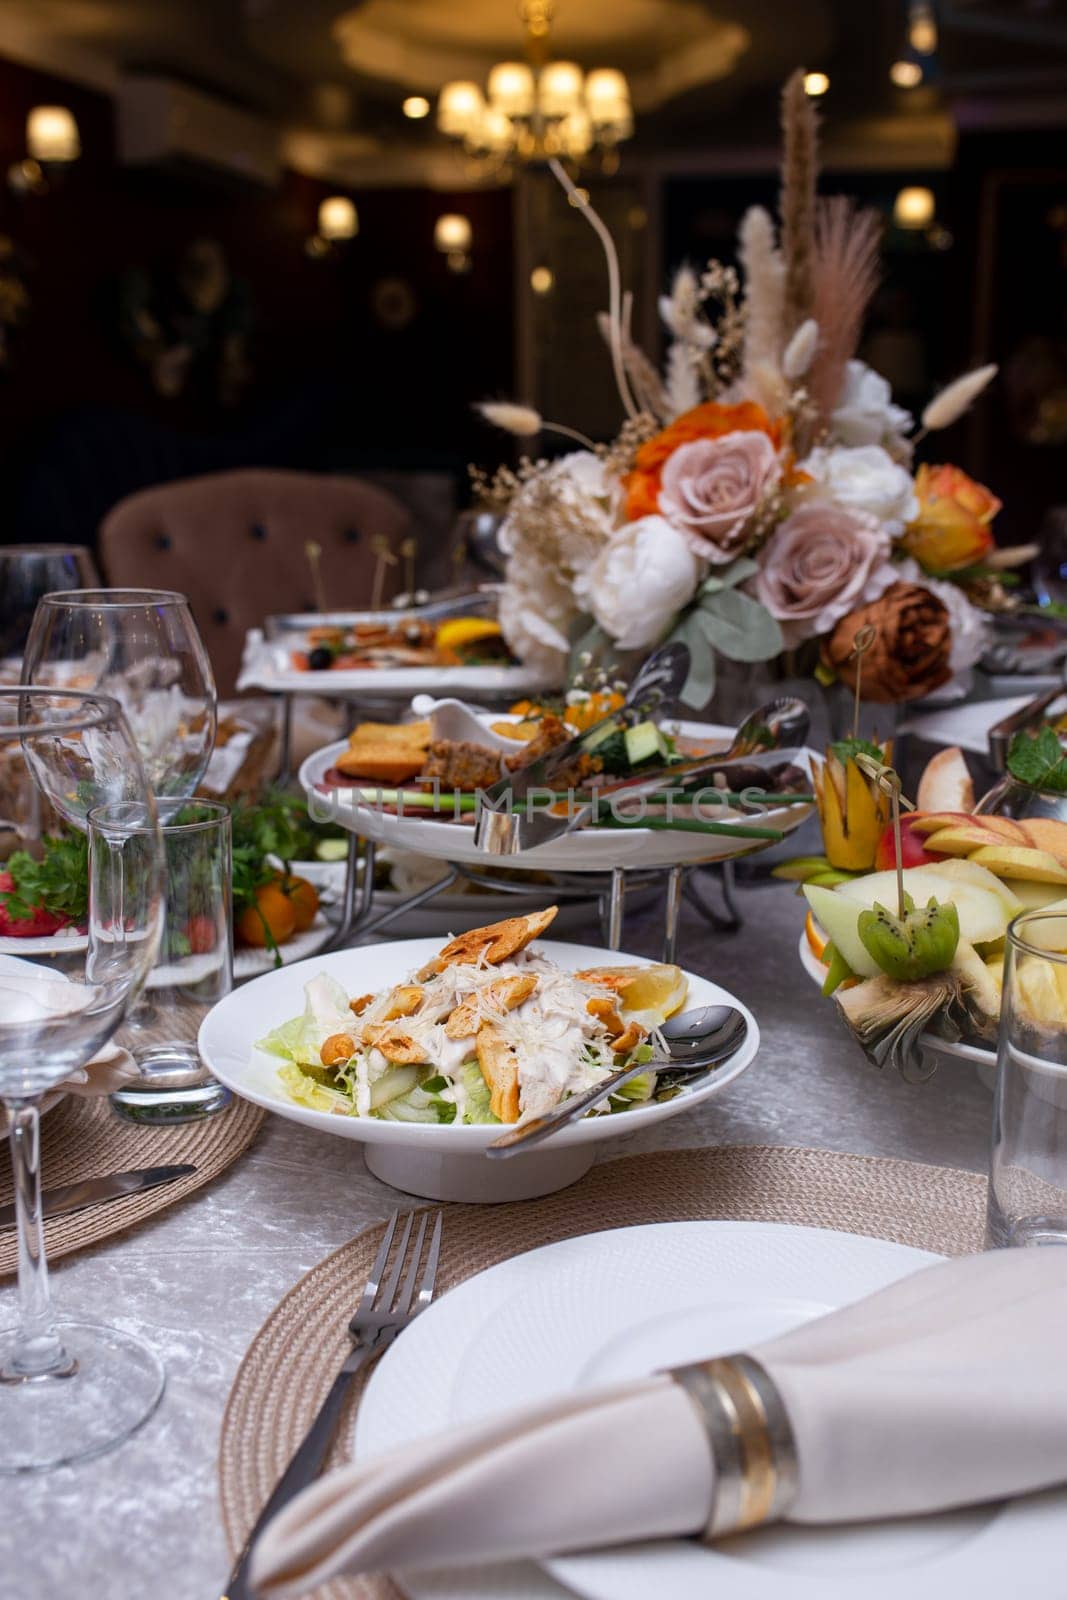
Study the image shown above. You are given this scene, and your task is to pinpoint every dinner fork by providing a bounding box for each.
[222,1208,444,1600]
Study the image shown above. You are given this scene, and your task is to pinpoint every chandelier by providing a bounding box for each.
[436,1,633,175]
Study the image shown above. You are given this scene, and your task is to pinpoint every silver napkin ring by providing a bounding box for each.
[670,1353,799,1540]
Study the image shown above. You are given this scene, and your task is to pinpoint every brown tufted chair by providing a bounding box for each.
[99,469,412,695]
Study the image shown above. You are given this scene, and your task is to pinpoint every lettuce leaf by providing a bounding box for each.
[458,1058,500,1125]
[277,1062,355,1114]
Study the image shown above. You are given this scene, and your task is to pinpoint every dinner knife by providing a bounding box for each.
[0,1163,196,1229]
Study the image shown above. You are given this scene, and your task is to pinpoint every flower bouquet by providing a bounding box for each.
[477,72,1032,709]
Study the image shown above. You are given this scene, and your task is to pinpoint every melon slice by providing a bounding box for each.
[919,858,1022,917]
[802,885,881,978]
[1001,879,1067,911]
[952,939,1002,1020]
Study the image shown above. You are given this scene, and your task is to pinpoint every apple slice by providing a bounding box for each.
[919,825,1004,857]
[919,857,1022,917]
[802,885,881,978]
[969,845,1067,884]
[1017,818,1067,863]
[834,867,1009,946]
[916,747,975,815]
[1001,879,1067,910]
[910,812,1028,844]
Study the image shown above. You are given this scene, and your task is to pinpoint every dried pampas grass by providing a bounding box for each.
[739,206,786,407]
[475,400,596,451]
[779,69,819,333]
[808,197,881,426]
[920,365,998,432]
[783,317,819,380]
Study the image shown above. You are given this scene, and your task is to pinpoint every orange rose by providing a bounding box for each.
[900,463,1001,575]
[623,401,783,522]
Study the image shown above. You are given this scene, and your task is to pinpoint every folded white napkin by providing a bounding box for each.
[0,956,136,1102]
[249,1247,1067,1596]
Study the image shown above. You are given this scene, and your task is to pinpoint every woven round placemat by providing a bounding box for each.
[219,1143,985,1600]
[0,1093,263,1275]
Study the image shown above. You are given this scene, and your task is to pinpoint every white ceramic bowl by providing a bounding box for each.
[198,937,760,1203]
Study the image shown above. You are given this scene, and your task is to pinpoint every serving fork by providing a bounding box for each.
[222,1208,444,1600]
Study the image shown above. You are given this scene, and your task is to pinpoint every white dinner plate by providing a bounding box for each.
[355,1219,1066,1600]
[797,928,997,1078]
[300,719,817,874]
[0,927,88,957]
[238,644,554,699]
[198,937,759,1202]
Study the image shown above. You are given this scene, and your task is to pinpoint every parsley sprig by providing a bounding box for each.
[828,737,885,768]
[0,833,89,924]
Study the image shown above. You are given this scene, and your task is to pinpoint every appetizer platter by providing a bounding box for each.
[300,694,816,874]
[783,727,1067,1079]
[198,907,759,1202]
[238,611,556,698]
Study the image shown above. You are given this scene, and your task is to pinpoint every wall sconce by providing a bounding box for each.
[893,186,935,230]
[306,195,359,258]
[434,213,472,273]
[530,265,554,294]
[8,104,81,195]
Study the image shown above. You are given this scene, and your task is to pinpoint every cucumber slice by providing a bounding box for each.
[624,720,669,767]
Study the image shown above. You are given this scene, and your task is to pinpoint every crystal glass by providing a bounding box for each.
[21,588,217,801]
[0,688,164,1472]
[987,910,1067,1247]
[0,546,100,662]
[100,799,233,1124]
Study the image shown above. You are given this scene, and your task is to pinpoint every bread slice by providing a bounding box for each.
[346,720,431,747]
[334,746,426,784]
[432,907,558,972]
[476,1023,520,1122]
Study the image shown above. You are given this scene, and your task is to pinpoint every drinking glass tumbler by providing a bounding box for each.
[94,800,233,1124]
[987,910,1067,1247]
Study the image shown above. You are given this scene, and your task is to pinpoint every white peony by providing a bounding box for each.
[498,549,577,682]
[799,443,919,536]
[498,451,618,571]
[830,360,913,450]
[584,516,701,650]
[895,557,992,673]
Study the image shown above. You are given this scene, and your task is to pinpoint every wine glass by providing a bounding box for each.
[0,546,100,662]
[21,588,217,803]
[0,688,164,1473]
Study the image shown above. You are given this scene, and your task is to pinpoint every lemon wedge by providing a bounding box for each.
[580,963,689,1027]
[435,617,503,651]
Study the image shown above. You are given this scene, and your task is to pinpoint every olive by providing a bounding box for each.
[308,646,333,671]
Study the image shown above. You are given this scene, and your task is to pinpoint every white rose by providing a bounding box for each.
[498,450,619,579]
[498,550,576,682]
[831,360,913,449]
[895,557,992,673]
[584,516,700,650]
[800,443,919,536]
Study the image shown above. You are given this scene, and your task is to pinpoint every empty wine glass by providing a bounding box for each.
[0,546,100,662]
[21,589,217,802]
[0,688,164,1473]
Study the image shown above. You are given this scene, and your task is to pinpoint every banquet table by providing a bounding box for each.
[6,878,998,1600]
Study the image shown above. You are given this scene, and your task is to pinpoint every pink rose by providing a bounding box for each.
[658,431,781,562]
[755,502,896,647]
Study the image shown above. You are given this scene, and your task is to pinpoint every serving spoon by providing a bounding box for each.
[485,1003,747,1156]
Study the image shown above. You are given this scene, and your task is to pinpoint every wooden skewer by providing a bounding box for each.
[305,541,327,613]
[849,622,878,741]
[370,535,398,611]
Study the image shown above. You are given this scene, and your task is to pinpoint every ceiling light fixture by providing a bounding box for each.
[908,3,938,55]
[530,265,554,293]
[890,58,923,88]
[893,186,935,229]
[402,96,431,120]
[307,195,359,258]
[803,71,830,97]
[8,104,80,196]
[435,213,473,273]
[437,0,633,177]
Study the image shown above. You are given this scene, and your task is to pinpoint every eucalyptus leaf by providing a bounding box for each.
[699,556,759,597]
[693,586,784,662]
[670,615,716,708]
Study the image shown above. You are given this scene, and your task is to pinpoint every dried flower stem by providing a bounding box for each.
[549,157,640,422]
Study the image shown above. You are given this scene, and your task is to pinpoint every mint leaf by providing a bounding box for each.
[828,737,885,768]
[1007,727,1067,793]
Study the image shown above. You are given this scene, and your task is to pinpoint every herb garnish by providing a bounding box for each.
[828,737,885,768]
[0,833,89,924]
[1006,726,1067,793]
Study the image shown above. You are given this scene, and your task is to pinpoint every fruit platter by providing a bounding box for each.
[237,610,557,698]
[784,726,1067,1079]
[300,690,817,875]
